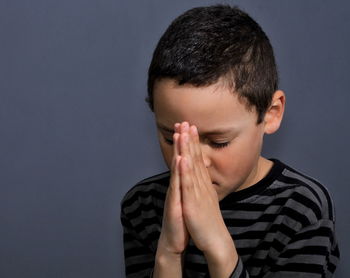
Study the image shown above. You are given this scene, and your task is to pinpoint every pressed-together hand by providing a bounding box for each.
[178,122,238,277]
[156,122,238,278]
[178,122,228,252]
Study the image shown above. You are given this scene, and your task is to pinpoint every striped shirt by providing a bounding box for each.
[121,159,340,277]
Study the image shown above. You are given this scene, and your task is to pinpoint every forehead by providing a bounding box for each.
[153,79,257,132]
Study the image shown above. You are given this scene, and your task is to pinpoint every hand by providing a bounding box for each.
[178,122,238,277]
[157,123,189,256]
[177,122,226,252]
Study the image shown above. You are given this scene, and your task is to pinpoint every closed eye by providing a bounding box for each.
[163,135,230,149]
[210,141,230,149]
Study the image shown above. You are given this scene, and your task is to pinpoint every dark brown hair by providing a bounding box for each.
[147,5,278,123]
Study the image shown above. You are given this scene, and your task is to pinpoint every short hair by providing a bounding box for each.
[146,5,279,124]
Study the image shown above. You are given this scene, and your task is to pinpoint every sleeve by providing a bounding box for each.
[228,218,339,278]
[228,257,249,278]
[121,208,155,278]
[263,218,340,278]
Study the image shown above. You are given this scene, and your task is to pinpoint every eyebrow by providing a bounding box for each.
[156,123,236,136]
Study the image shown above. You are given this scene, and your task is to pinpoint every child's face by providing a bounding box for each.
[153,78,269,200]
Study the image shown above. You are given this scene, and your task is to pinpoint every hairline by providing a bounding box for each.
[150,76,263,125]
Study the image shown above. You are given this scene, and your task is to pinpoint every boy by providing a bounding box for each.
[121,5,339,278]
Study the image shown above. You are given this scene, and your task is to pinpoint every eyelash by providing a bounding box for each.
[163,138,230,149]
[210,141,230,149]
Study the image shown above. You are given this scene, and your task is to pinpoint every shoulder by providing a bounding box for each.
[121,171,170,214]
[270,160,336,226]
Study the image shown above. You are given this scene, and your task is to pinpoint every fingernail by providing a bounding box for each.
[191,125,197,135]
[182,122,189,132]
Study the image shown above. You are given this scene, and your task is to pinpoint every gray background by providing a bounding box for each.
[0,0,348,277]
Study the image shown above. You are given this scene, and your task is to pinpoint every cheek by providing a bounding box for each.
[213,135,262,176]
[211,147,241,177]
[238,125,264,155]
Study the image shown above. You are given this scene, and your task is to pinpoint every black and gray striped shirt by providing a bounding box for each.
[121,159,340,277]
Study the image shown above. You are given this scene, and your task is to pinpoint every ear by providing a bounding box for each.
[264,90,285,134]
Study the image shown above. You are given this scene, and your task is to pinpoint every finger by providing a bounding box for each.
[189,125,201,163]
[174,122,180,134]
[180,121,191,156]
[174,135,182,195]
[169,131,181,198]
[168,154,181,204]
[180,131,190,159]
[173,132,180,158]
[189,125,211,185]
[171,132,180,185]
[180,122,189,136]
[179,156,194,195]
[179,133,199,197]
[186,125,203,189]
[179,122,197,193]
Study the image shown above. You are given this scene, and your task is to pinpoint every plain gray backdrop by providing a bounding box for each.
[0,0,349,277]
